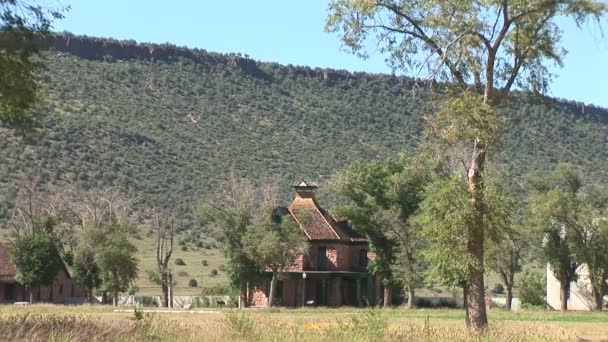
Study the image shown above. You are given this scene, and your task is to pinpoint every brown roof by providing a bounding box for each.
[288,191,367,243]
[0,242,17,278]
[0,241,74,280]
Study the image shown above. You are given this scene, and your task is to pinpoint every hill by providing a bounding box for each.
[1,34,607,293]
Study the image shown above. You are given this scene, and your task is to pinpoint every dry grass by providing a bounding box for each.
[0,305,606,341]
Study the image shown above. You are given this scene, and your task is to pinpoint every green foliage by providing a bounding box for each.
[202,259,208,266]
[188,279,198,287]
[174,258,185,266]
[10,232,62,290]
[492,283,505,295]
[331,152,429,293]
[519,271,546,307]
[326,0,606,97]
[96,225,139,297]
[528,164,608,308]
[0,1,67,130]
[210,269,218,276]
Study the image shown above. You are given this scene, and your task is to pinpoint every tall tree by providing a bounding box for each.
[326,0,606,329]
[198,176,262,307]
[95,222,139,307]
[148,209,175,308]
[242,206,308,307]
[331,152,429,308]
[1,0,67,129]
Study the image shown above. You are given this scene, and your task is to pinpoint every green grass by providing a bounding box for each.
[132,229,227,296]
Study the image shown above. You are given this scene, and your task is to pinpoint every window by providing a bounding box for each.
[59,284,63,295]
[359,250,368,268]
[318,247,327,271]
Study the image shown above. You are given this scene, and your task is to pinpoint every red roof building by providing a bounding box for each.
[251,182,381,307]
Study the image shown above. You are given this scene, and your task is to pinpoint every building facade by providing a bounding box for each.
[0,242,87,304]
[251,182,380,307]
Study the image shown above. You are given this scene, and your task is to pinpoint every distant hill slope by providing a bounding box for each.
[1,34,607,224]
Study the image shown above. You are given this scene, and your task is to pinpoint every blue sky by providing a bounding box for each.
[53,0,608,107]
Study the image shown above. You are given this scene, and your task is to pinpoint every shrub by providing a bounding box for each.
[202,260,208,266]
[493,283,505,294]
[195,241,204,248]
[174,258,186,266]
[181,245,187,251]
[519,271,545,307]
[178,271,189,277]
[188,279,198,287]
[210,269,218,276]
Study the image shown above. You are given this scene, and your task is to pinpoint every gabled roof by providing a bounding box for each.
[288,191,367,243]
[0,241,75,280]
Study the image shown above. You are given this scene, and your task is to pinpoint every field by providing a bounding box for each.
[132,229,227,296]
[0,305,606,341]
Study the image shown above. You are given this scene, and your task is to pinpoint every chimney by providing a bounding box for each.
[292,181,318,200]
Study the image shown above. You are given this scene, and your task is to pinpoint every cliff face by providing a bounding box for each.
[44,34,423,85]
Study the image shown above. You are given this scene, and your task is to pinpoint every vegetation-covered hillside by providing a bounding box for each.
[1,35,607,222]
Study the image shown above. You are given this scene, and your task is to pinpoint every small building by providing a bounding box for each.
[251,182,380,307]
[0,242,87,304]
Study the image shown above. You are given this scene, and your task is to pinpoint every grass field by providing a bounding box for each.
[132,228,227,296]
[0,304,606,341]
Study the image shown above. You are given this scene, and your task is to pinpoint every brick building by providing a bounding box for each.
[251,182,380,307]
[0,242,86,304]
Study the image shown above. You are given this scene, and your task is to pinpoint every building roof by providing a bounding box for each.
[0,241,75,281]
[0,242,17,278]
[288,188,367,243]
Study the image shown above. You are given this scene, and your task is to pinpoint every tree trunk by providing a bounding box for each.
[465,141,488,330]
[87,287,94,304]
[113,292,118,307]
[268,271,277,307]
[560,280,569,312]
[28,286,33,304]
[161,282,169,308]
[383,286,393,308]
[505,285,513,311]
[407,286,415,309]
[592,287,603,311]
[239,282,247,308]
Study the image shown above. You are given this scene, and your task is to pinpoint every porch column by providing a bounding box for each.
[355,278,361,307]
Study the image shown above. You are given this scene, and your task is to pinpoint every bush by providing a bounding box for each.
[174,258,186,266]
[195,241,204,248]
[178,271,189,277]
[188,279,198,287]
[519,271,545,307]
[202,260,208,266]
[181,245,187,251]
[210,269,218,276]
[493,283,505,294]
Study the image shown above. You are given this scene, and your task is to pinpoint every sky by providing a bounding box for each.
[52,0,608,108]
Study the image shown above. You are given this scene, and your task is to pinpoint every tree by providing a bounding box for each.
[51,188,133,303]
[9,230,62,303]
[243,207,308,307]
[198,176,262,307]
[486,218,528,310]
[1,0,67,129]
[149,209,175,308]
[95,224,139,307]
[529,164,608,311]
[331,152,429,308]
[326,0,606,329]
